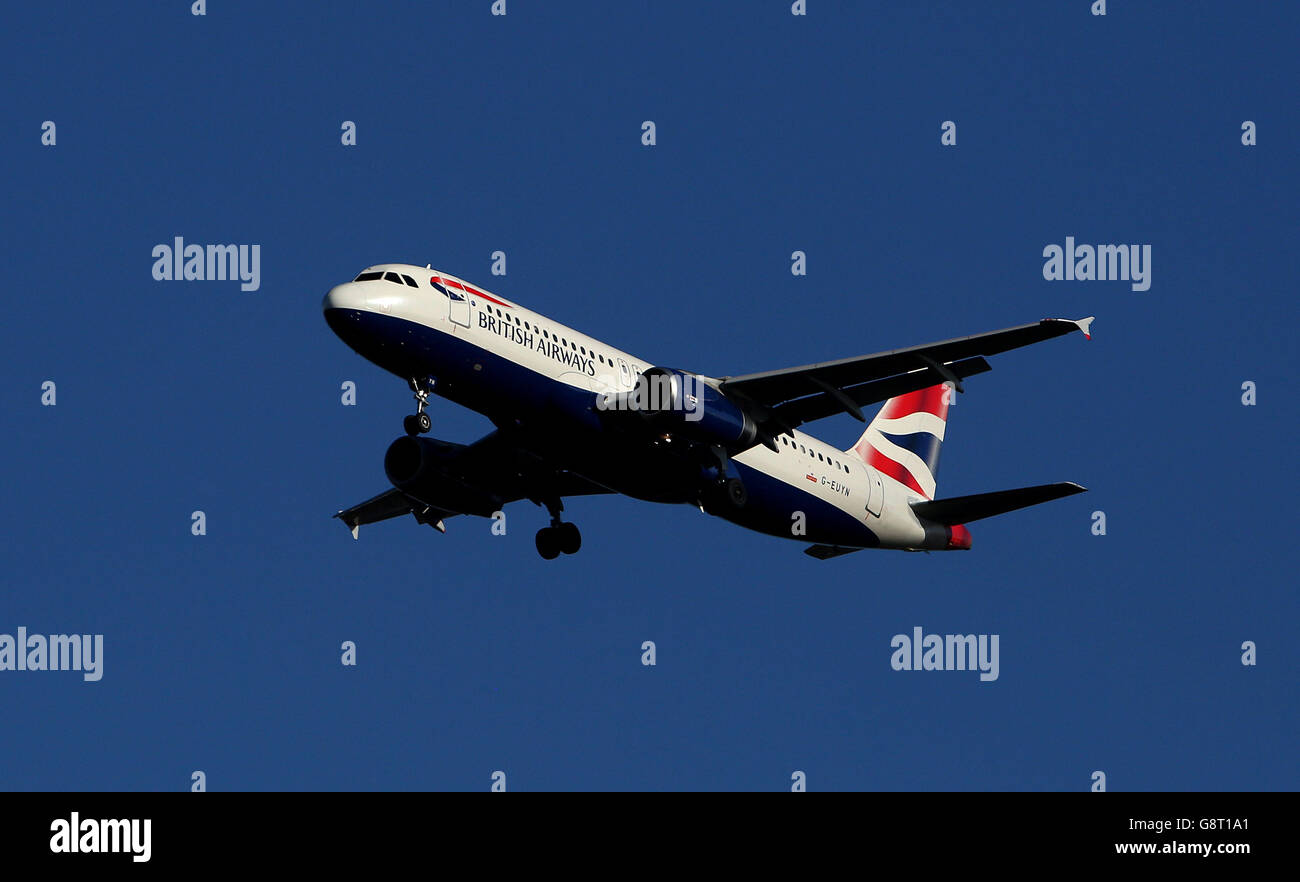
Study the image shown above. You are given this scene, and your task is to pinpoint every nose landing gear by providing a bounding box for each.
[403,376,436,436]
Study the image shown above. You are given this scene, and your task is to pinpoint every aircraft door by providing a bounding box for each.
[616,357,632,389]
[865,467,884,517]
[437,275,471,328]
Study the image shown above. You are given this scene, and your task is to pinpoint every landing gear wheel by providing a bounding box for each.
[535,528,561,560]
[725,477,748,508]
[405,376,435,436]
[556,521,582,555]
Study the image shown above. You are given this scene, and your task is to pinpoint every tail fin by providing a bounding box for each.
[848,383,953,500]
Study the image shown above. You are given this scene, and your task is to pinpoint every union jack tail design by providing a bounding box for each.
[848,383,953,500]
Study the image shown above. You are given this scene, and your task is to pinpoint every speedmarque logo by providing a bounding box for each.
[50,813,151,862]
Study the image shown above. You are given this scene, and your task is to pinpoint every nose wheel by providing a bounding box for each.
[403,412,432,436]
[404,377,435,436]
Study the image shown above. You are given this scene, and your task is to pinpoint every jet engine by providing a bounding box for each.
[383,435,502,517]
[605,367,760,449]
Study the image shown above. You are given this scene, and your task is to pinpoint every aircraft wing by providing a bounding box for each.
[440,429,614,505]
[333,430,612,539]
[719,317,1093,430]
[334,488,458,538]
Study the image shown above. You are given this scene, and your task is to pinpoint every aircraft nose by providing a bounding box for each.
[323,282,368,313]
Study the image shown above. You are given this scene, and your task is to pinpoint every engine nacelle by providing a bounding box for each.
[602,367,760,449]
[384,435,502,517]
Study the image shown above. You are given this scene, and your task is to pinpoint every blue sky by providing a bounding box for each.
[2,1,1295,790]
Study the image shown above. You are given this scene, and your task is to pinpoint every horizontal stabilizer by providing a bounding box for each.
[805,544,864,560]
[909,482,1086,525]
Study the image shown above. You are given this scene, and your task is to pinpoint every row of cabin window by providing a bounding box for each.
[354,270,419,288]
[354,273,607,364]
[353,274,638,379]
[483,304,617,366]
[779,434,851,473]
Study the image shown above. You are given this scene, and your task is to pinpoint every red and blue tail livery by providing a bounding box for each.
[851,384,952,501]
[325,264,1091,559]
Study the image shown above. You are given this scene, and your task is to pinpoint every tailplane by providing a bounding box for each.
[910,482,1087,525]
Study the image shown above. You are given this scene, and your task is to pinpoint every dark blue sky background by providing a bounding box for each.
[3,1,1295,790]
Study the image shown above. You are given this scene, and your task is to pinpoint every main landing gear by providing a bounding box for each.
[535,499,581,560]
[403,376,435,436]
[699,445,747,510]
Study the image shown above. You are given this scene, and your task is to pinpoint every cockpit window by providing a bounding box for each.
[354,271,383,282]
[383,272,403,284]
[400,274,418,287]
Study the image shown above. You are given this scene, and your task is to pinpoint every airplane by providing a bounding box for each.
[323,264,1092,560]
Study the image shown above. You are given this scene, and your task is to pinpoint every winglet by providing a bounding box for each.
[334,510,361,540]
[1074,316,1095,340]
